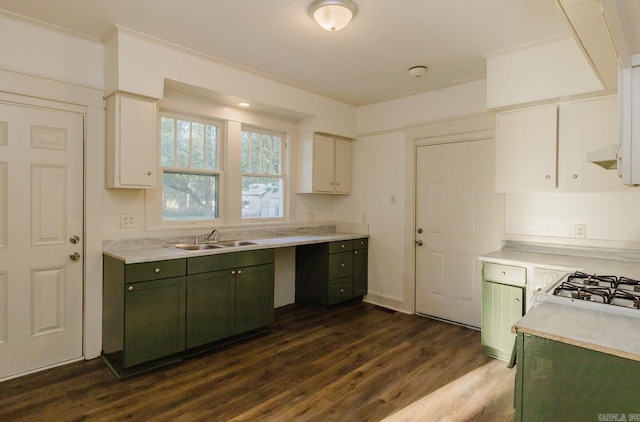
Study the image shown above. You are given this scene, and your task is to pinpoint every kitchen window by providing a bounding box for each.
[159,114,222,221]
[240,126,284,219]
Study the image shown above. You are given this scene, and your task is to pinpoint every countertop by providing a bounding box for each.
[512,300,640,362]
[104,233,369,264]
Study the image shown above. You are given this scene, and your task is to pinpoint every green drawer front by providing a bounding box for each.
[125,259,186,283]
[354,238,368,249]
[328,277,354,305]
[329,251,353,279]
[329,240,353,254]
[188,249,275,275]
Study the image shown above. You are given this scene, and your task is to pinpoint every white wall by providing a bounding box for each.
[347,80,489,313]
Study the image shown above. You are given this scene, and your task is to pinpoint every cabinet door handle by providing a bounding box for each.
[231,270,236,275]
[147,171,152,176]
[354,251,358,255]
[237,270,242,275]
[501,271,506,276]
[545,175,551,180]
[340,289,345,293]
[128,285,134,291]
[340,263,345,267]
[341,244,345,248]
[514,298,520,303]
[572,174,578,179]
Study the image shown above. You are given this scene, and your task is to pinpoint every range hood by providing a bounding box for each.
[586,144,619,170]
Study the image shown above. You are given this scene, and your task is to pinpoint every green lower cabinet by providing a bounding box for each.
[481,280,524,361]
[124,276,186,367]
[353,244,368,297]
[186,270,234,349]
[515,332,640,421]
[235,264,275,334]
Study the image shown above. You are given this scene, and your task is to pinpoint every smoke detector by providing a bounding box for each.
[408,66,428,77]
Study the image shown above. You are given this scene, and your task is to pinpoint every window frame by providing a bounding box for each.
[240,125,287,221]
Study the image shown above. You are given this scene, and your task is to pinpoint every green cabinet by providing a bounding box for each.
[102,256,187,370]
[514,332,640,421]
[481,262,525,361]
[186,249,275,348]
[103,249,275,377]
[125,276,186,367]
[296,238,368,306]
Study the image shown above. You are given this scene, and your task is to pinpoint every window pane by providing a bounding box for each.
[261,134,272,174]
[160,117,175,167]
[176,120,191,168]
[250,133,261,173]
[163,172,218,220]
[205,125,218,170]
[192,122,205,168]
[242,176,283,219]
[240,131,250,172]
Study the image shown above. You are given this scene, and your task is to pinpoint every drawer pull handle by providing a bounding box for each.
[354,251,358,255]
[154,268,161,273]
[341,244,345,248]
[501,271,506,276]
[340,289,345,293]
[341,263,345,267]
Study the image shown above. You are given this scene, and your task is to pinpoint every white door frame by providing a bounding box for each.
[403,112,498,315]
[0,69,105,361]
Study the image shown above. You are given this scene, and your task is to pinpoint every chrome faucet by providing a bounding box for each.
[194,228,219,244]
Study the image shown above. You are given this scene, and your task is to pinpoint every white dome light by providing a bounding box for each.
[309,0,357,31]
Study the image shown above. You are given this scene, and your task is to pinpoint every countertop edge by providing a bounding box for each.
[104,233,369,264]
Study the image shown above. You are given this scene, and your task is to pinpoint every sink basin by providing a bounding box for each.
[215,240,257,247]
[169,243,225,251]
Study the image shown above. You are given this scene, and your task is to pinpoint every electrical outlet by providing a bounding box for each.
[120,214,136,228]
[574,224,586,238]
[361,213,367,223]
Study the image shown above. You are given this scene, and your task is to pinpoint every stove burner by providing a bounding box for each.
[566,272,617,288]
[571,291,591,300]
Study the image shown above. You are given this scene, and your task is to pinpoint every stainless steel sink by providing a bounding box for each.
[169,243,225,251]
[215,240,257,247]
[168,240,256,251]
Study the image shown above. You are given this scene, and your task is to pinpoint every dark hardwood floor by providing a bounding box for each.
[0,303,515,421]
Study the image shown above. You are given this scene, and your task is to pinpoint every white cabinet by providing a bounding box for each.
[619,65,640,185]
[298,133,352,194]
[559,96,621,190]
[105,92,157,189]
[496,96,621,192]
[495,104,558,192]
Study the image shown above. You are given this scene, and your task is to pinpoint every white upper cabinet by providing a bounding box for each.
[298,133,352,194]
[496,96,623,193]
[559,96,621,190]
[105,92,157,189]
[496,104,558,192]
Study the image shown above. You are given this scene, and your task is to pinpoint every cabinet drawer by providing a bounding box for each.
[483,263,526,287]
[329,240,353,254]
[354,238,368,249]
[126,259,186,283]
[328,277,354,305]
[329,251,353,279]
[188,249,275,275]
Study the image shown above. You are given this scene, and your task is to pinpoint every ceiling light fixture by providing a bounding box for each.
[238,102,250,107]
[408,66,428,77]
[309,0,357,31]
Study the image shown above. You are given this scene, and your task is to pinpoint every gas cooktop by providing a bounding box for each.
[552,271,640,310]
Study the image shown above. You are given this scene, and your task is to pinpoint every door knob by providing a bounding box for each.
[69,235,80,244]
[416,240,424,246]
[69,252,80,261]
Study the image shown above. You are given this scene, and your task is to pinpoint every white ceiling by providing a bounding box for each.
[0,0,632,106]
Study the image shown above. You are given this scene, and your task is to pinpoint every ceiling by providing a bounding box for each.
[0,0,635,106]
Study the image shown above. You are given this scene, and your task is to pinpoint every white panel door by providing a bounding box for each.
[415,139,500,328]
[0,102,83,380]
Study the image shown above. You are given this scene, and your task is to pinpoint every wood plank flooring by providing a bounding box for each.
[0,303,515,421]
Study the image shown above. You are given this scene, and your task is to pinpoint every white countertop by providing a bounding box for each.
[513,300,640,362]
[104,233,369,264]
[479,248,640,279]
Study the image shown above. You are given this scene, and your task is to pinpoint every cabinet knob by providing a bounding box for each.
[154,268,161,273]
[501,271,506,276]
[231,270,236,275]
[572,174,578,179]
[341,263,345,267]
[354,251,358,255]
[514,298,520,303]
[341,244,345,248]
[128,285,134,291]
[545,175,551,180]
[340,289,345,293]
[147,171,152,176]
[237,270,242,275]
[336,182,340,186]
